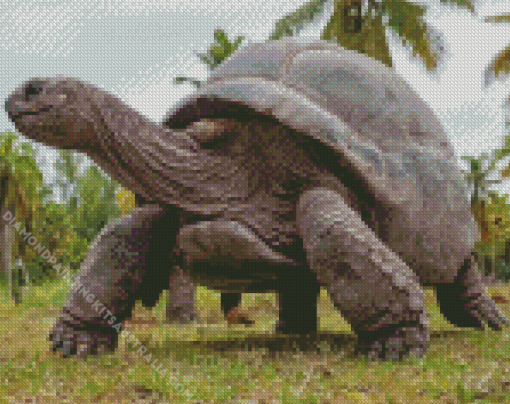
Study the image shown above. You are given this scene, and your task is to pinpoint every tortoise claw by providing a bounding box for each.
[165,307,197,324]
[436,257,510,331]
[49,318,117,358]
[355,322,429,361]
[479,298,509,331]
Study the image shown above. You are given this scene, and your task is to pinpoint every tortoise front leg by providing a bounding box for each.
[50,204,180,358]
[297,187,430,360]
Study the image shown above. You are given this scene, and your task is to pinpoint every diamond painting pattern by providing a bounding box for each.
[1,1,510,403]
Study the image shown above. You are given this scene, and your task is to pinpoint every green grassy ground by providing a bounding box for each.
[1,278,509,403]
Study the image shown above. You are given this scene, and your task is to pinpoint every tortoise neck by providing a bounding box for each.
[87,96,198,165]
[85,91,229,215]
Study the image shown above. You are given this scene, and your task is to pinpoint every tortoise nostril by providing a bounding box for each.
[4,99,12,114]
[23,80,45,102]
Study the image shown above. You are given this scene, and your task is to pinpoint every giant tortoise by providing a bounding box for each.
[5,38,508,360]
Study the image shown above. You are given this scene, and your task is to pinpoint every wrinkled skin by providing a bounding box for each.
[49,204,314,357]
[5,77,508,361]
[49,205,173,357]
[133,194,251,326]
[435,254,507,330]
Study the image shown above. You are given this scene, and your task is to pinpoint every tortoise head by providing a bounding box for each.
[5,77,106,151]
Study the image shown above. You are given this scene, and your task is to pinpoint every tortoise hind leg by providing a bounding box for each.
[175,219,320,334]
[165,266,197,324]
[220,289,319,332]
[276,271,320,335]
[133,195,197,324]
[435,255,509,330]
[297,187,430,360]
[135,196,245,326]
[221,293,241,316]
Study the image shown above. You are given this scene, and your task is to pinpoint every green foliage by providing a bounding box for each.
[483,13,510,85]
[30,201,74,281]
[460,131,510,278]
[54,150,83,202]
[50,150,120,269]
[271,0,486,73]
[439,0,475,13]
[0,132,44,271]
[496,261,510,281]
[116,187,136,216]
[470,190,510,280]
[174,28,245,88]
[1,280,509,403]
[382,0,441,71]
[198,29,245,71]
[485,192,510,236]
[322,0,393,68]
[1,134,122,282]
[268,0,329,41]
[73,165,119,243]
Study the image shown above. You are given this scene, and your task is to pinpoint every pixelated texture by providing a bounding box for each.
[3,35,510,402]
[166,38,479,283]
[6,37,509,359]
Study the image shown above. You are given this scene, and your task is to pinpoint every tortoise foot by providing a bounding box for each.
[49,318,118,358]
[166,266,196,324]
[165,306,196,324]
[436,285,509,330]
[226,307,255,325]
[275,322,317,336]
[355,321,430,361]
[436,257,510,330]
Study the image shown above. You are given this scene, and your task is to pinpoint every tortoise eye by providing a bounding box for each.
[23,81,45,102]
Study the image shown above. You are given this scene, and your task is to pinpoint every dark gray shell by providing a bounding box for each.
[165,38,478,279]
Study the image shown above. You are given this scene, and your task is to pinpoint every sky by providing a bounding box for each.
[2,0,510,200]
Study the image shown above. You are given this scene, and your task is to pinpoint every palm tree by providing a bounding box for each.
[448,9,510,275]
[483,13,510,86]
[0,133,44,302]
[0,156,14,278]
[268,0,477,70]
[461,150,510,276]
[177,1,475,88]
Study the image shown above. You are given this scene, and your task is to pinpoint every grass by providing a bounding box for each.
[1,277,510,403]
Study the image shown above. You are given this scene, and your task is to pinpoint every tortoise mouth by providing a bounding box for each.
[19,107,51,116]
[6,104,52,123]
[6,104,70,143]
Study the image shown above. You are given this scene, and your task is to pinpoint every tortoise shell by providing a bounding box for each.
[165,37,478,280]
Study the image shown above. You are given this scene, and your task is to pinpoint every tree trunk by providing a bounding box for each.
[485,255,493,277]
[2,203,20,303]
[492,243,496,278]
[0,204,14,277]
[505,239,510,264]
[10,258,23,305]
[0,166,9,275]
